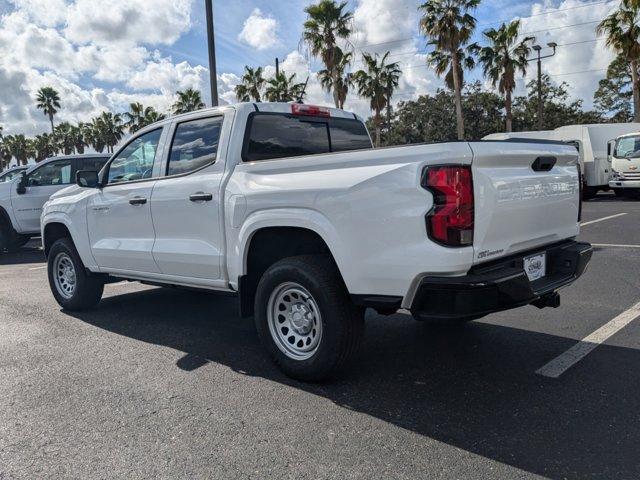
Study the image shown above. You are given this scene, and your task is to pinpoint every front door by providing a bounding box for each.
[150,115,226,280]
[87,128,164,274]
[11,158,75,233]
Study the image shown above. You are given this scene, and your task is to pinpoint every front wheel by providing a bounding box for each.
[254,255,364,382]
[48,237,104,310]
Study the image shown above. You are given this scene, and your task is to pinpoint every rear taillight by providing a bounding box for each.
[577,162,583,222]
[291,104,330,118]
[422,165,474,247]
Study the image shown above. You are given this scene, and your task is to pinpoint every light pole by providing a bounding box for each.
[528,42,557,131]
[205,0,218,107]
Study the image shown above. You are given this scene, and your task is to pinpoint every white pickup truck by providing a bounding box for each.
[42,103,592,380]
[0,155,109,252]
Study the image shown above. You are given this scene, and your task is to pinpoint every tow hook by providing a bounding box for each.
[532,292,561,309]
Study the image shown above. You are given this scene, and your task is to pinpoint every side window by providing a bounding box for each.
[27,160,73,187]
[79,157,110,173]
[167,117,223,176]
[107,129,163,184]
[245,115,330,161]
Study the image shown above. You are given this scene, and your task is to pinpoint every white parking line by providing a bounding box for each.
[105,281,129,288]
[580,213,627,226]
[536,301,640,378]
[592,243,640,249]
[28,265,47,271]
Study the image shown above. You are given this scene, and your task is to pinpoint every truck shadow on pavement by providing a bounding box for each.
[68,287,639,480]
[0,245,45,266]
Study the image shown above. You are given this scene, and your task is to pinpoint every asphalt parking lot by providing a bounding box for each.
[1,194,640,479]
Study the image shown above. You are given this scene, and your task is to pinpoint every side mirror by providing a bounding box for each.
[76,170,100,188]
[16,172,27,194]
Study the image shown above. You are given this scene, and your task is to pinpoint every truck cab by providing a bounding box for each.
[609,132,640,197]
[0,154,110,252]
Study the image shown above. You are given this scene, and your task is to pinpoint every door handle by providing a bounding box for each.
[189,193,213,202]
[129,197,147,205]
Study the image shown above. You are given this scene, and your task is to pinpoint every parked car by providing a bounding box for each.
[0,166,28,184]
[41,103,592,381]
[485,123,640,199]
[0,154,110,252]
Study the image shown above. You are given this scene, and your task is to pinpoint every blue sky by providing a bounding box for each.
[0,0,619,135]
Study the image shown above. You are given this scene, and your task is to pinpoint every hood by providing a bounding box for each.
[49,184,83,200]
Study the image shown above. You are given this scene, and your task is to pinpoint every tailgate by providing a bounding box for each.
[470,141,580,264]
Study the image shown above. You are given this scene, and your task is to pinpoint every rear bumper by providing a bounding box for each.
[610,180,640,189]
[409,240,592,321]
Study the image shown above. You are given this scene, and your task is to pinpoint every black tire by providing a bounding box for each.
[47,237,104,310]
[254,255,364,382]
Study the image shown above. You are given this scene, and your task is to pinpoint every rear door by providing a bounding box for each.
[150,113,228,280]
[470,141,580,264]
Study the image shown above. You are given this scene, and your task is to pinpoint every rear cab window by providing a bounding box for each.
[242,112,372,162]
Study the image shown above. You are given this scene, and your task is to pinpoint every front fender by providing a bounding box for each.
[42,211,98,270]
[228,208,349,290]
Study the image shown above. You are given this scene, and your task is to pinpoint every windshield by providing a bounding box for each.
[614,136,640,158]
[0,168,25,183]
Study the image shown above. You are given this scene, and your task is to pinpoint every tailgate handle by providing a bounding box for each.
[532,156,557,172]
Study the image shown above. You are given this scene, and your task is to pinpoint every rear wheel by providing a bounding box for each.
[254,255,364,382]
[582,186,598,200]
[47,237,104,310]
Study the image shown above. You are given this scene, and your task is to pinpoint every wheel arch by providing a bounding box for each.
[237,221,348,318]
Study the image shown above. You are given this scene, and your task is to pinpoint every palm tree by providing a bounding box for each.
[172,88,205,114]
[428,45,478,92]
[318,47,352,109]
[96,112,125,153]
[303,0,353,108]
[124,103,166,133]
[54,122,76,155]
[235,66,266,102]
[351,52,402,147]
[420,0,480,140]
[479,20,533,132]
[73,123,87,154]
[85,119,106,153]
[32,134,56,161]
[35,87,62,135]
[264,72,307,102]
[598,0,640,122]
[7,134,30,166]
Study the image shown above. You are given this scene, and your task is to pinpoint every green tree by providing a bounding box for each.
[6,134,30,165]
[172,88,205,114]
[512,75,603,131]
[594,54,634,122]
[73,123,88,154]
[385,83,505,146]
[318,47,352,109]
[264,71,306,102]
[351,52,402,147]
[479,20,533,132]
[32,134,56,161]
[303,0,353,108]
[54,122,75,155]
[420,0,479,140]
[35,86,62,135]
[597,0,640,121]
[428,45,477,91]
[235,66,266,102]
[124,103,166,133]
[92,112,124,154]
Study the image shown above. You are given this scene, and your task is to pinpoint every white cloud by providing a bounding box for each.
[64,0,192,46]
[8,0,68,27]
[238,8,280,51]
[516,0,617,108]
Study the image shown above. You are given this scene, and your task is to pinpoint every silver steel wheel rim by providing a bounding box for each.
[267,282,323,360]
[53,252,76,300]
